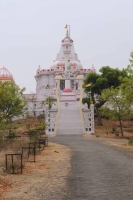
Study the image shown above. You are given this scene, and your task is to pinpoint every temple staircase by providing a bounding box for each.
[57,102,83,135]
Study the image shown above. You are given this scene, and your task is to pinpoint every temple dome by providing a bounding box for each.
[0,66,13,81]
[50,61,61,69]
[50,59,83,70]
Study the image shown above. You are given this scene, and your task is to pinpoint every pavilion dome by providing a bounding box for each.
[0,66,13,81]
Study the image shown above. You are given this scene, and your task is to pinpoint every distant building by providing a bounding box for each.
[0,66,13,82]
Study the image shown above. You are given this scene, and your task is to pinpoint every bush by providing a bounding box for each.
[9,130,16,137]
[128,138,133,145]
[82,97,90,108]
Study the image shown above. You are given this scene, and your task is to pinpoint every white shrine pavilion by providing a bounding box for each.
[0,66,14,82]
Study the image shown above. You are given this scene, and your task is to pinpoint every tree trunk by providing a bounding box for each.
[118,115,124,137]
[95,107,103,126]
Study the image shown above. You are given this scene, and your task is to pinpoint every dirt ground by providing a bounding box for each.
[0,143,71,200]
[1,118,133,199]
[88,118,133,156]
[94,117,133,138]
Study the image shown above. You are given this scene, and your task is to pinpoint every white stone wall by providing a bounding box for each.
[82,104,94,134]
[90,104,94,134]
[49,73,55,88]
[36,72,56,95]
[26,100,45,117]
[45,105,57,135]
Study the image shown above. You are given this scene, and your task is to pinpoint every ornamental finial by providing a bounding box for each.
[66,29,69,37]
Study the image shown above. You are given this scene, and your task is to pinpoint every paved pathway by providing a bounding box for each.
[49,135,133,200]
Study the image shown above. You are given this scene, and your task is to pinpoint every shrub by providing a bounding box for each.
[128,138,133,145]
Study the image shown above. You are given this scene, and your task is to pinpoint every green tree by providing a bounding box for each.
[100,86,132,137]
[41,96,55,110]
[27,93,37,116]
[0,81,27,123]
[82,97,90,108]
[83,66,128,125]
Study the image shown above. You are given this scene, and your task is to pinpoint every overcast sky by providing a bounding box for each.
[0,0,133,93]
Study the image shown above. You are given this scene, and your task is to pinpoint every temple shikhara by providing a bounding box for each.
[0,26,95,135]
[35,27,95,101]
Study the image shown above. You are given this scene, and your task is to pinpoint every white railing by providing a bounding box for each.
[78,79,86,135]
[53,80,60,136]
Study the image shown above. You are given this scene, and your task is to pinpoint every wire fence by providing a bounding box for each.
[5,136,48,174]
[5,154,23,174]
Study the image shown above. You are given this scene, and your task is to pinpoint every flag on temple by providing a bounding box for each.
[64,24,68,29]
[86,83,92,87]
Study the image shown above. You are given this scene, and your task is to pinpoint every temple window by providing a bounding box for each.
[46,84,50,89]
[60,80,65,90]
[66,45,68,49]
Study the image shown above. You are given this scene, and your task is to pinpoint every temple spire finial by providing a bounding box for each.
[64,24,70,37]
[66,28,69,37]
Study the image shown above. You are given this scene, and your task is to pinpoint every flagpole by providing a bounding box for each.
[68,25,70,37]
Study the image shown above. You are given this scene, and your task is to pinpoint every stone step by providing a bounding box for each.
[60,110,80,113]
[58,119,81,122]
[59,114,80,117]
[58,124,82,128]
[59,113,81,116]
[60,102,79,105]
[58,120,81,123]
[57,128,83,135]
[57,104,83,135]
[60,108,79,110]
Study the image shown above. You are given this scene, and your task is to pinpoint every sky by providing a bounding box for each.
[0,0,133,93]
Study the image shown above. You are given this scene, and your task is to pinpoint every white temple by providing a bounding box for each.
[0,27,95,135]
[31,27,95,135]
[34,28,96,102]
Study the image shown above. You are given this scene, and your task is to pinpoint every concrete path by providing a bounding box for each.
[49,135,133,200]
